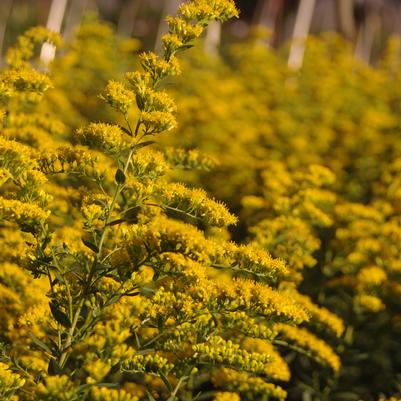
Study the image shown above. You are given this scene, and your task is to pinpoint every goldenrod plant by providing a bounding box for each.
[163,31,401,400]
[45,15,140,129]
[0,1,347,401]
[3,3,401,401]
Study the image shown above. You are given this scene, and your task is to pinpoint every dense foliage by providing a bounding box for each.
[0,2,400,401]
[166,32,401,400]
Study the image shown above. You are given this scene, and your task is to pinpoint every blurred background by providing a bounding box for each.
[1,0,401,66]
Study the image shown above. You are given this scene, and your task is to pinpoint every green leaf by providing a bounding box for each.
[157,316,164,332]
[123,206,140,223]
[177,44,194,53]
[136,94,145,111]
[115,168,126,184]
[146,391,157,401]
[117,124,133,137]
[117,264,128,281]
[37,255,53,264]
[135,348,155,356]
[77,304,89,328]
[192,392,202,401]
[107,363,120,376]
[41,235,51,250]
[82,238,99,253]
[105,294,121,307]
[20,224,36,234]
[158,370,173,392]
[29,333,53,355]
[132,141,156,151]
[47,359,62,376]
[106,218,126,226]
[34,371,45,383]
[48,338,61,357]
[49,302,72,328]
[93,262,109,273]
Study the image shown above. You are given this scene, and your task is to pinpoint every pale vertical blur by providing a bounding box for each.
[288,0,316,69]
[40,0,68,64]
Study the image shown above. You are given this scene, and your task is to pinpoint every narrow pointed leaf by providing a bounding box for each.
[115,168,126,184]
[49,302,72,328]
[29,333,53,355]
[132,141,156,151]
[82,238,99,253]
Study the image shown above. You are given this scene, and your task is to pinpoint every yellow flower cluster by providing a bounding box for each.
[357,266,388,289]
[1,69,52,105]
[39,145,100,177]
[36,375,78,400]
[0,197,49,230]
[0,362,25,400]
[212,368,287,401]
[0,136,48,203]
[241,337,290,381]
[155,30,401,398]
[101,81,135,115]
[7,112,65,137]
[91,387,139,401]
[130,150,169,181]
[213,392,241,401]
[5,26,61,68]
[276,324,340,372]
[76,123,132,155]
[141,110,177,134]
[240,162,337,279]
[164,147,218,171]
[291,293,344,337]
[0,136,38,174]
[178,0,239,22]
[329,199,401,313]
[139,53,181,82]
[221,311,277,340]
[354,294,385,313]
[250,216,320,274]
[115,216,210,266]
[45,18,139,128]
[216,242,290,283]
[194,336,272,374]
[0,27,60,110]
[158,182,237,227]
[122,353,174,375]
[190,277,310,324]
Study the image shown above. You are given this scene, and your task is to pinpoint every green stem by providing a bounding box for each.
[58,298,85,368]
[96,117,142,259]
[56,117,143,371]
